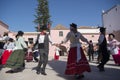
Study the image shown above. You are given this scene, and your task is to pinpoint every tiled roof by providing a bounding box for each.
[52,24,68,30]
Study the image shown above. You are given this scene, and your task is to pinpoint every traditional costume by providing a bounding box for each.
[34,26,54,75]
[108,38,120,65]
[54,46,61,60]
[0,41,4,58]
[0,40,15,65]
[97,27,110,71]
[62,30,91,75]
[5,31,27,73]
[0,34,9,58]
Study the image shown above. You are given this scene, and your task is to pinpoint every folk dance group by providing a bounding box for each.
[0,23,120,79]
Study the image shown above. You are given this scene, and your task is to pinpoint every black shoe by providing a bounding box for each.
[97,65,105,72]
[97,64,102,69]
[40,68,47,75]
[41,72,47,75]
[36,69,41,74]
[36,70,40,74]
[6,70,14,73]
[75,74,84,79]
[16,67,25,72]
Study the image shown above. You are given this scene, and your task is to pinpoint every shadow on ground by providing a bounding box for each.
[48,59,75,80]
[48,59,120,80]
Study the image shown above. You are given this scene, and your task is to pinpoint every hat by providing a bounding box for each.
[40,25,48,30]
[70,23,77,29]
[17,31,24,36]
[99,27,106,33]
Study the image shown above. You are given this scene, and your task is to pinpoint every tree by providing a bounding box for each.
[34,0,51,32]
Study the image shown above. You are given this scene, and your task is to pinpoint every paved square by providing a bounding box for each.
[0,56,120,80]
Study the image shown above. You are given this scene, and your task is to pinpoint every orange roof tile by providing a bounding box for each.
[52,24,68,30]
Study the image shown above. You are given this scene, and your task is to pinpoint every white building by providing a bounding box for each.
[102,5,120,41]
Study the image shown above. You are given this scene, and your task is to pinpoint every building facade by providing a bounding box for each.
[0,20,9,35]
[0,21,100,57]
[102,5,120,41]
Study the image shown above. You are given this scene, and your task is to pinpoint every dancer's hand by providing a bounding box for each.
[52,43,58,46]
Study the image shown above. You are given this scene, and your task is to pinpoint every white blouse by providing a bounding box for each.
[3,42,15,50]
[108,39,120,54]
[62,31,88,47]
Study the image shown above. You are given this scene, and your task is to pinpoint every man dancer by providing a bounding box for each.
[34,25,54,75]
[97,27,110,71]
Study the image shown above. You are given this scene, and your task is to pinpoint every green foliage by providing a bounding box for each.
[34,0,51,32]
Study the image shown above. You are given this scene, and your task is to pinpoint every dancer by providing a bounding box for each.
[0,38,15,65]
[60,23,91,79]
[34,25,54,75]
[108,33,120,65]
[97,27,110,71]
[0,32,10,58]
[5,31,27,73]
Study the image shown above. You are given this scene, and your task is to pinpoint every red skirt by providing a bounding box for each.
[65,47,91,75]
[0,50,13,65]
[112,49,120,65]
[25,52,33,62]
[54,53,59,60]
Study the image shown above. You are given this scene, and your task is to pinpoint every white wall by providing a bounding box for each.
[78,29,99,33]
[102,5,120,33]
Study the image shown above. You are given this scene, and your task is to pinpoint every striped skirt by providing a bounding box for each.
[65,47,91,75]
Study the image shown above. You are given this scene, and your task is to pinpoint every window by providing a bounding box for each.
[92,35,94,37]
[115,8,117,12]
[59,31,63,37]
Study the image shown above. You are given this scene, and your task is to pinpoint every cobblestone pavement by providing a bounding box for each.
[0,56,120,80]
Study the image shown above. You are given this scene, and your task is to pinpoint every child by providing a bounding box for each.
[54,44,61,60]
[25,41,33,62]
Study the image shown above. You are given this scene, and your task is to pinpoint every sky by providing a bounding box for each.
[0,0,120,32]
